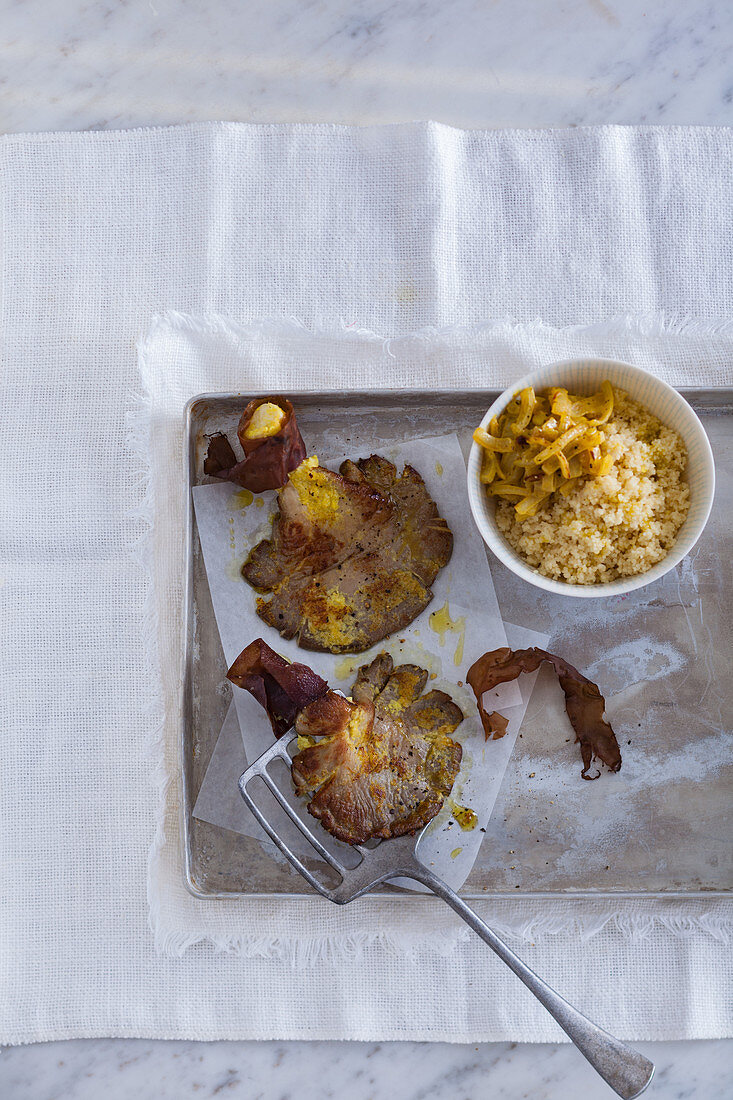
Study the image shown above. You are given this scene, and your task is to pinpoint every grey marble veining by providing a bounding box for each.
[1,0,732,132]
[1,0,731,1095]
[2,1037,733,1099]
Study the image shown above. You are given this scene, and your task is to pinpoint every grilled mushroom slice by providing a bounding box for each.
[292,653,463,844]
[227,642,464,844]
[242,454,453,653]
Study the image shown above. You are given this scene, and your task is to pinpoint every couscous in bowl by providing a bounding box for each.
[466,359,715,598]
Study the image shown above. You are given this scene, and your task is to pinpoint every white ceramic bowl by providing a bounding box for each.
[466,358,715,598]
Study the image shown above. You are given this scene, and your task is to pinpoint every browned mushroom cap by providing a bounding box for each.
[242,453,453,654]
[225,642,465,844]
[290,656,464,845]
[466,647,621,780]
[204,396,306,493]
[371,663,429,715]
[350,652,394,704]
[404,690,464,737]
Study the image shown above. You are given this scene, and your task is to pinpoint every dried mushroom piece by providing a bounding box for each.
[483,711,510,740]
[292,653,463,844]
[204,396,306,493]
[226,638,328,738]
[466,646,621,780]
[242,453,453,654]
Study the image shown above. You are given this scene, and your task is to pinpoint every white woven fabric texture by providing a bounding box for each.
[0,122,731,1045]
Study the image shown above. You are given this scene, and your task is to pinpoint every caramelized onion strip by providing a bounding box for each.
[473,381,617,519]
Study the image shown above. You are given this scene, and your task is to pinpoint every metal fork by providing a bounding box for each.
[239,734,655,1099]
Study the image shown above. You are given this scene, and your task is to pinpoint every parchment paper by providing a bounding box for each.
[191,434,530,890]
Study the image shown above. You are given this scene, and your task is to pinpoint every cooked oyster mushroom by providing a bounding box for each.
[242,453,453,653]
[291,653,463,844]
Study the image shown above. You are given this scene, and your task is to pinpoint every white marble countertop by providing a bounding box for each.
[3,0,732,132]
[1,1,731,1096]
[3,1037,732,1099]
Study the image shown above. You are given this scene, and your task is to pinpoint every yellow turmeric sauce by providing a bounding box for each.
[451,803,478,831]
[428,601,466,667]
[231,488,254,509]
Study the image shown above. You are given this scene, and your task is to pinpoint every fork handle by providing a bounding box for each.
[398,865,654,1099]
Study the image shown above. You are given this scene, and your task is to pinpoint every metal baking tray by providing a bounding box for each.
[183,388,732,900]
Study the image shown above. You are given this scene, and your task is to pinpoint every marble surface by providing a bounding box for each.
[2,0,732,132]
[2,1038,732,1099]
[1,0,731,1096]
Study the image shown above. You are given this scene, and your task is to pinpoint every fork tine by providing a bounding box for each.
[238,777,336,899]
[256,769,348,875]
[238,732,349,881]
[244,734,293,772]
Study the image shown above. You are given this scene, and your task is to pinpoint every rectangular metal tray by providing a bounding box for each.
[183,388,732,899]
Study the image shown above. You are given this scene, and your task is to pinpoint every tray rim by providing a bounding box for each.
[182,385,733,901]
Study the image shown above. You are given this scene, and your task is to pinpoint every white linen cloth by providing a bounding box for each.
[0,122,731,1045]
